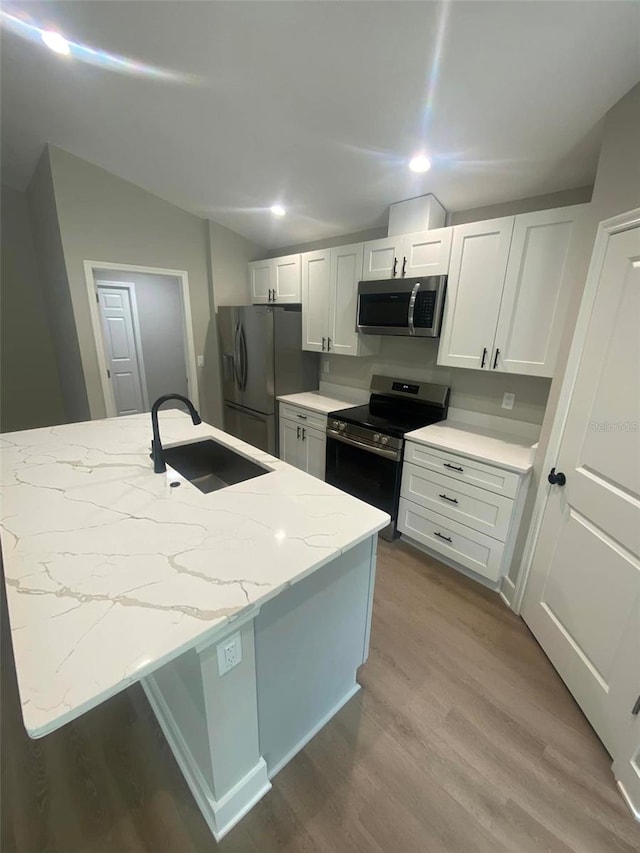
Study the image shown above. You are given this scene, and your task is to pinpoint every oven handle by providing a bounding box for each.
[326,429,401,461]
[407,280,422,335]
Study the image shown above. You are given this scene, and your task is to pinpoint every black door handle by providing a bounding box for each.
[434,532,453,543]
[444,462,464,472]
[439,494,459,504]
[392,257,397,277]
[481,347,488,368]
[548,467,566,486]
[493,347,500,369]
[401,256,407,276]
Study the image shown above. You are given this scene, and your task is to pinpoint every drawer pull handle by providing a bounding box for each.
[297,414,307,420]
[443,462,464,472]
[434,532,453,543]
[439,493,458,504]
[297,426,301,439]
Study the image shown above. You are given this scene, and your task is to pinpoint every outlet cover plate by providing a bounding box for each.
[217,631,242,676]
[502,392,515,411]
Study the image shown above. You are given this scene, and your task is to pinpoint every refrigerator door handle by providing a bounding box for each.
[233,323,243,388]
[239,323,249,390]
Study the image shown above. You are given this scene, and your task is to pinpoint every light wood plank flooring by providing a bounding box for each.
[2,539,638,852]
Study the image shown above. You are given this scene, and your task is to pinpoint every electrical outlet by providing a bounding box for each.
[322,360,330,374]
[217,631,242,676]
[502,392,515,411]
[197,355,205,368]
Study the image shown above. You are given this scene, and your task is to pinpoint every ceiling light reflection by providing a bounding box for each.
[1,8,196,83]
[270,204,286,217]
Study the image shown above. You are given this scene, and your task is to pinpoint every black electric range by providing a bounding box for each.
[325,375,450,540]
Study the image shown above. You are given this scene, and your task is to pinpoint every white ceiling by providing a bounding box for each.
[2,1,639,249]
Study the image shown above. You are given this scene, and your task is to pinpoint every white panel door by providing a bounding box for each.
[279,418,302,469]
[301,250,330,352]
[437,218,514,370]
[273,254,301,303]
[98,286,145,416]
[361,236,403,280]
[302,426,326,480]
[493,205,587,377]
[328,243,364,356]
[249,260,272,304]
[402,227,453,277]
[522,224,640,776]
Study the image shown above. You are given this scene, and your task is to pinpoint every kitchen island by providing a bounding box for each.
[0,411,388,840]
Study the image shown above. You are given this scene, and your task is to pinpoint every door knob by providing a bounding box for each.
[548,467,566,486]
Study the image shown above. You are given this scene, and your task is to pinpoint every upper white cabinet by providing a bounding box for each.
[493,205,587,376]
[249,254,301,304]
[301,243,379,357]
[437,205,587,377]
[362,228,452,280]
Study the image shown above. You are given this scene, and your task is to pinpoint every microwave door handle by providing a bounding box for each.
[407,281,421,335]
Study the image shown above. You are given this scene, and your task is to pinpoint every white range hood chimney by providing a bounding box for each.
[387,194,447,237]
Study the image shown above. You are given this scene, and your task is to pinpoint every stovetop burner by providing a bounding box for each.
[328,375,450,439]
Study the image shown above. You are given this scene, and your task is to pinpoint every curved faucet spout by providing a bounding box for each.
[150,394,202,473]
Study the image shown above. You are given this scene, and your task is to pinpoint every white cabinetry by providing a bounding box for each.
[362,228,452,280]
[399,441,529,584]
[279,403,327,479]
[437,205,586,377]
[249,255,301,304]
[301,243,379,357]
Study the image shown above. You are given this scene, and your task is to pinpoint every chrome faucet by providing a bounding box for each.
[150,394,202,473]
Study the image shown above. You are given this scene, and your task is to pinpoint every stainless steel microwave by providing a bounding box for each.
[356,276,447,337]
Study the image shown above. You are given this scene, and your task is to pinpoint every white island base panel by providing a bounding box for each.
[140,536,377,841]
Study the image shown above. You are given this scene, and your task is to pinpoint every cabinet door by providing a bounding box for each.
[273,254,301,303]
[249,260,272,304]
[301,250,330,352]
[328,243,364,357]
[361,236,403,280]
[437,217,514,370]
[301,426,326,480]
[493,205,587,377]
[279,418,302,469]
[402,227,452,277]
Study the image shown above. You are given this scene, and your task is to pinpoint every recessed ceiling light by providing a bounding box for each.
[409,154,431,174]
[41,30,71,55]
[270,204,286,217]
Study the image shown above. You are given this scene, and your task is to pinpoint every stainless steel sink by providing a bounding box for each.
[162,439,270,494]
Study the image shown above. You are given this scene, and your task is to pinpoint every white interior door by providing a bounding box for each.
[522,220,640,808]
[98,285,146,416]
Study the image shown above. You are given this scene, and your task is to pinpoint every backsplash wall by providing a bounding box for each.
[321,337,551,425]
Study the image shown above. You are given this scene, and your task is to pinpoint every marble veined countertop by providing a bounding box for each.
[277,388,364,415]
[405,419,536,474]
[0,412,388,738]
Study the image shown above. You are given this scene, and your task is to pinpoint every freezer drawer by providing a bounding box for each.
[223,403,276,455]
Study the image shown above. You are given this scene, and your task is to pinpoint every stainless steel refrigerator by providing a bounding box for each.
[218,305,319,454]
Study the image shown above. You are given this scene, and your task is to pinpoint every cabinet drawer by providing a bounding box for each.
[279,403,327,432]
[404,441,520,499]
[401,464,514,542]
[398,499,505,582]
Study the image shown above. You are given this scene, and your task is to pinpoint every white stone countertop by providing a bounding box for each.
[405,419,536,474]
[0,412,388,738]
[277,389,363,415]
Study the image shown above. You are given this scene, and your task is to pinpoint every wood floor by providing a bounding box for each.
[2,538,638,853]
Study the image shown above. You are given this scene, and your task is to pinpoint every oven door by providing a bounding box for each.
[325,431,401,538]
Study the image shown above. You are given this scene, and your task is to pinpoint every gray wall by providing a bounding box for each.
[45,146,222,426]
[93,269,189,407]
[27,151,90,423]
[265,226,388,260]
[209,220,264,307]
[448,186,593,226]
[1,185,67,431]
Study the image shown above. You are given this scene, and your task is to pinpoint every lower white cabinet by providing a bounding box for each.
[279,403,327,480]
[399,440,529,585]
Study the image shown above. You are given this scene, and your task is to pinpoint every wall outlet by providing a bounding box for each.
[322,360,330,374]
[197,355,205,368]
[502,392,515,411]
[217,631,242,676]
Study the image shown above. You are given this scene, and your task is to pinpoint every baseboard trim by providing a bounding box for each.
[142,675,271,841]
[267,682,361,780]
[617,780,640,822]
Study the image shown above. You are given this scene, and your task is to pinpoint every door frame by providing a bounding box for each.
[514,207,640,613]
[96,281,150,413]
[84,260,200,418]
